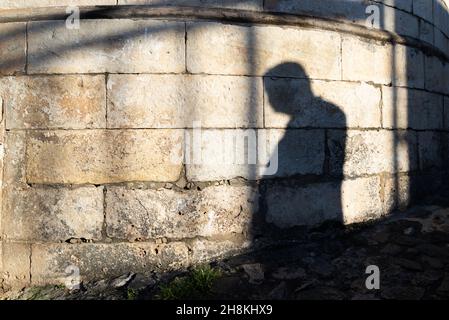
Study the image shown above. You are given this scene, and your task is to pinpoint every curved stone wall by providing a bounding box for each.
[0,1,448,288]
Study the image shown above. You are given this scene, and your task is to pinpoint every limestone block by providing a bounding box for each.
[425,56,449,95]
[265,176,383,227]
[105,185,258,240]
[0,0,115,8]
[382,86,444,130]
[118,0,263,9]
[2,75,106,129]
[264,78,381,129]
[342,37,424,88]
[341,176,384,224]
[3,186,104,242]
[418,131,443,170]
[382,4,419,38]
[3,131,26,188]
[187,22,341,80]
[266,0,416,37]
[383,174,411,213]
[0,23,26,75]
[26,130,183,184]
[185,129,324,181]
[28,20,185,74]
[1,242,30,288]
[328,129,418,177]
[30,242,188,285]
[189,239,251,264]
[107,74,263,128]
[413,0,434,22]
[265,181,341,227]
[342,37,391,85]
[419,20,434,44]
[434,28,449,55]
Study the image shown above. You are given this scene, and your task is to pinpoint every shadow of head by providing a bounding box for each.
[264,62,311,116]
[264,61,346,129]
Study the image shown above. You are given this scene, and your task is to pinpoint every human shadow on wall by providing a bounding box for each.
[251,62,347,240]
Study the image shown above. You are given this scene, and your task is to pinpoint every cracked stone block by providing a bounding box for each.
[328,129,418,177]
[31,242,189,285]
[189,239,251,264]
[105,185,258,240]
[3,186,104,242]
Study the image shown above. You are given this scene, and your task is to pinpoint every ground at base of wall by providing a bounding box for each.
[2,201,449,300]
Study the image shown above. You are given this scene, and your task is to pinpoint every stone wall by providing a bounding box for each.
[0,1,448,288]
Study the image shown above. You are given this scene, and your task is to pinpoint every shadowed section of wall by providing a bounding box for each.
[0,1,448,289]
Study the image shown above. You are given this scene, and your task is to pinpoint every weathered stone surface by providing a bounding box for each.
[342,37,391,85]
[343,38,424,88]
[419,20,434,44]
[264,78,381,128]
[392,45,424,88]
[266,0,417,38]
[265,181,341,227]
[107,74,263,128]
[105,185,258,240]
[26,130,183,184]
[187,22,341,80]
[341,176,384,224]
[265,176,383,227]
[1,243,30,288]
[3,186,104,241]
[0,23,26,75]
[425,56,449,95]
[375,0,413,12]
[3,131,26,187]
[383,174,411,213]
[186,129,324,181]
[382,4,419,38]
[28,20,185,74]
[445,97,449,129]
[0,0,115,8]
[31,242,189,285]
[2,75,106,129]
[265,0,368,23]
[328,129,418,177]
[418,132,443,170]
[382,87,444,130]
[118,0,263,9]
[434,29,449,55]
[189,239,251,264]
[413,0,434,22]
